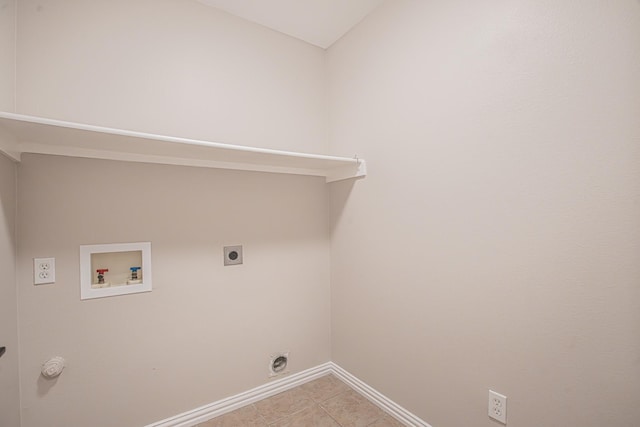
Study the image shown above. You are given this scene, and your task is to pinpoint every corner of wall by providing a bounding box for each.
[0,152,20,427]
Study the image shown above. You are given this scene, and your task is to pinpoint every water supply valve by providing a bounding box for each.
[96,269,108,284]
[127,266,142,284]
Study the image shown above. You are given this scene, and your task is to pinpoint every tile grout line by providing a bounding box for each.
[263,377,367,427]
[253,403,269,427]
[318,402,344,427]
[317,387,352,427]
[266,403,326,427]
[318,403,345,427]
[246,376,394,427]
[258,386,317,426]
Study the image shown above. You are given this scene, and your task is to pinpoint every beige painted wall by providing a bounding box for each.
[16,0,327,153]
[0,153,20,427]
[0,0,16,111]
[13,2,333,425]
[17,154,331,427]
[328,1,640,426]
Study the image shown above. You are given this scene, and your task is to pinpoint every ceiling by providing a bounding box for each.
[196,0,385,49]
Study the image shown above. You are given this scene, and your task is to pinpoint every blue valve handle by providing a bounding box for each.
[130,266,141,281]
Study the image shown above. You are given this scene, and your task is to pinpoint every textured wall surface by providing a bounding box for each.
[0,153,19,427]
[12,2,333,425]
[328,1,640,426]
[17,155,331,427]
[0,0,16,111]
[8,1,640,426]
[16,0,327,154]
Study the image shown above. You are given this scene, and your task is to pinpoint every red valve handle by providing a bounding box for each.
[97,269,109,274]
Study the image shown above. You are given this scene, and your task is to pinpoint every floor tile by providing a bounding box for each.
[254,387,315,423]
[321,389,386,427]
[300,374,350,403]
[268,404,341,427]
[197,404,267,426]
[367,415,407,427]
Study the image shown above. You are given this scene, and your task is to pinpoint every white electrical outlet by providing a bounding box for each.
[489,390,507,424]
[34,258,56,285]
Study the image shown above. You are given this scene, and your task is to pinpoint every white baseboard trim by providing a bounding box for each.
[145,362,333,427]
[145,361,430,427]
[328,362,432,427]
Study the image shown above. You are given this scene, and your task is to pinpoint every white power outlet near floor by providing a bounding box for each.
[34,258,56,285]
[489,390,507,424]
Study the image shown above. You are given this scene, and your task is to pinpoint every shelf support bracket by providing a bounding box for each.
[325,159,367,183]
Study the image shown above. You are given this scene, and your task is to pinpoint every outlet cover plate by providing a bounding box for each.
[489,390,507,424]
[224,245,243,266]
[34,257,56,285]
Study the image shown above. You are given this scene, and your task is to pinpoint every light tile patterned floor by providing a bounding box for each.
[196,374,407,427]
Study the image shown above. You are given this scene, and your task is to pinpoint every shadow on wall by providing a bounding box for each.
[37,374,58,398]
[329,178,358,235]
[0,154,16,251]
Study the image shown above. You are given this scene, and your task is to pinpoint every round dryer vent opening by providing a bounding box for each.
[269,352,289,377]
